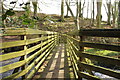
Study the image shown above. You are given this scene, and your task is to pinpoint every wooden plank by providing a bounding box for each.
[0,37,54,61]
[26,36,52,44]
[1,41,55,80]
[0,40,25,49]
[66,35,80,42]
[0,40,54,74]
[2,28,57,36]
[0,60,25,73]
[80,29,120,38]
[1,36,54,49]
[26,28,56,35]
[26,44,55,79]
[67,30,79,36]
[79,62,120,79]
[69,51,78,78]
[78,52,120,66]
[79,42,120,52]
[26,38,54,55]
[78,72,100,80]
[3,28,25,36]
[68,40,78,61]
[13,43,55,79]
[68,38,79,51]
[0,50,25,61]
[27,41,54,62]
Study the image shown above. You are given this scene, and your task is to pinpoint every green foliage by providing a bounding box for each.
[18,6,38,28]
[19,14,36,28]
[2,14,7,21]
[85,48,119,57]
[2,9,15,20]
[6,10,15,16]
[85,48,120,69]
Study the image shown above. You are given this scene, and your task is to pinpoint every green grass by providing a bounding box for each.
[85,48,120,57]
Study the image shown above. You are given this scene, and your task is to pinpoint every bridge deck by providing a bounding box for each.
[32,43,75,79]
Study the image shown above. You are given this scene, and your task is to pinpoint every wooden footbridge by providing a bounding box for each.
[0,28,120,80]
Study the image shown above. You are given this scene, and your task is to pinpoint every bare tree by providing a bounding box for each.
[79,0,82,17]
[66,0,70,17]
[32,0,38,18]
[118,0,120,28]
[92,0,95,26]
[61,0,64,21]
[106,0,111,25]
[96,0,102,28]
[111,0,118,28]
[87,1,89,19]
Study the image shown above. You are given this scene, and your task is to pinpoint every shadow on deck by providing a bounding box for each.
[32,43,75,79]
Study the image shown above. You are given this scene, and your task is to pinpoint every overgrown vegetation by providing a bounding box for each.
[85,48,120,69]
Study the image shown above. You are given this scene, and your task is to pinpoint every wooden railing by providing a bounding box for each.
[0,28,58,80]
[1,28,120,80]
[65,29,120,80]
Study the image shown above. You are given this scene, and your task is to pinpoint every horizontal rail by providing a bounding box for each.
[66,29,120,80]
[78,52,120,66]
[2,28,57,36]
[14,43,55,79]
[79,62,120,79]
[80,29,120,38]
[26,44,55,79]
[78,72,100,80]
[0,41,55,73]
[0,38,54,61]
[0,36,54,49]
[80,42,120,52]
[1,28,58,80]
[2,43,55,80]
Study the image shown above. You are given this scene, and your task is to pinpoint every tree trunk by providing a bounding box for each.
[87,1,89,19]
[61,0,64,21]
[96,0,102,28]
[76,0,80,30]
[32,2,37,18]
[107,0,111,25]
[112,1,117,28]
[92,0,95,26]
[66,1,79,30]
[66,0,70,17]
[79,0,82,17]
[2,0,5,28]
[118,1,120,28]
[66,1,74,17]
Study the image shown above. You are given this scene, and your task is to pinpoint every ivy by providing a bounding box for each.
[2,9,15,21]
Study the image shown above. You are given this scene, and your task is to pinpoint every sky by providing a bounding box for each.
[3,0,117,21]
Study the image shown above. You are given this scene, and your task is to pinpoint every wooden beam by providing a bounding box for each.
[79,42,120,52]
[80,29,120,38]
[79,62,120,79]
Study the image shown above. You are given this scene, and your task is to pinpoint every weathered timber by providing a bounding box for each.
[78,72,100,80]
[79,42,120,52]
[78,52,120,66]
[80,29,120,38]
[79,62,120,79]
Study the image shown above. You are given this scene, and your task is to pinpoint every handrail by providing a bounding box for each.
[1,28,57,36]
[64,29,120,80]
[80,29,120,38]
[0,28,58,80]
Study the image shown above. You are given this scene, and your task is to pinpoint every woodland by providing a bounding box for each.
[0,0,120,79]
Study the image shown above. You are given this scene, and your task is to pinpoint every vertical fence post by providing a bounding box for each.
[78,35,84,80]
[57,33,59,45]
[21,29,27,79]
[40,34,43,49]
[54,32,57,46]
